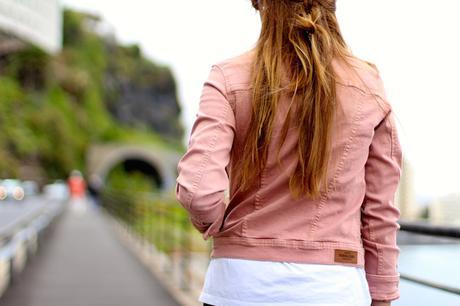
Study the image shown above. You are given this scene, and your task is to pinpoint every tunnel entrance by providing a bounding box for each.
[101,158,164,193]
[121,159,163,189]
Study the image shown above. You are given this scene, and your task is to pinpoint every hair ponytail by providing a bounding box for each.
[237,0,352,200]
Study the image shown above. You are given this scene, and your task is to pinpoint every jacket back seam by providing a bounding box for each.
[309,91,366,237]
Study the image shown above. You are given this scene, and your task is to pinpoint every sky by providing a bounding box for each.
[62,0,460,199]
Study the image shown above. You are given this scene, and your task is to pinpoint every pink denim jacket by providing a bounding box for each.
[175,50,403,301]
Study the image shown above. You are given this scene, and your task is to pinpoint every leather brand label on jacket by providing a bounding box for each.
[334,249,358,264]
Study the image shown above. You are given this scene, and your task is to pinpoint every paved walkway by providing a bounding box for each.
[0,202,179,306]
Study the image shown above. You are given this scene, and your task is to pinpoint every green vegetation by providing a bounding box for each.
[105,164,160,194]
[101,163,210,253]
[101,186,210,254]
[0,9,209,256]
[0,9,185,182]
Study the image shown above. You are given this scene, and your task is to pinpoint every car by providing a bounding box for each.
[43,180,69,200]
[22,180,39,197]
[0,179,4,201]
[0,179,25,201]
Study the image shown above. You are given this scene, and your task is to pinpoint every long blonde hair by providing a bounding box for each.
[237,0,353,200]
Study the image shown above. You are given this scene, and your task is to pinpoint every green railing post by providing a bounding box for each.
[180,216,191,291]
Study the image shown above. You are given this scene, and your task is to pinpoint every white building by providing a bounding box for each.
[396,158,419,221]
[0,0,61,54]
[429,194,460,225]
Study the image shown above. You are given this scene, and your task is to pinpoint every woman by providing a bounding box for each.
[176,0,402,305]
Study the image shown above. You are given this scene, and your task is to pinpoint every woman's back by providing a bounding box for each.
[175,0,402,304]
[176,49,402,303]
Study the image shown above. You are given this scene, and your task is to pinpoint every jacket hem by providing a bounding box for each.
[212,236,365,268]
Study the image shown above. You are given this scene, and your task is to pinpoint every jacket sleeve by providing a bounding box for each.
[175,65,235,240]
[361,108,403,301]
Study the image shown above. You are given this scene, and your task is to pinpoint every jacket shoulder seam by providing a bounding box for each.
[212,64,236,114]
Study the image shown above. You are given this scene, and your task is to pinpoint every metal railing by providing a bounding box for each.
[100,188,212,295]
[399,220,460,239]
[100,192,460,300]
[0,197,65,298]
[398,220,460,296]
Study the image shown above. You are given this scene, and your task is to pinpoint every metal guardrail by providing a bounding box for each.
[0,207,46,244]
[0,198,66,298]
[398,220,460,239]
[100,189,212,294]
[398,220,460,296]
[101,195,460,299]
[399,273,460,296]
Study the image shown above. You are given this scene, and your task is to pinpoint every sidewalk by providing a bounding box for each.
[0,201,179,306]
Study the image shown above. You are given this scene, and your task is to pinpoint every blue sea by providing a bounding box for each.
[394,244,460,306]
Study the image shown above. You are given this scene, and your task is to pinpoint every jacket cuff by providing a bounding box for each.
[189,202,226,240]
[365,272,400,301]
